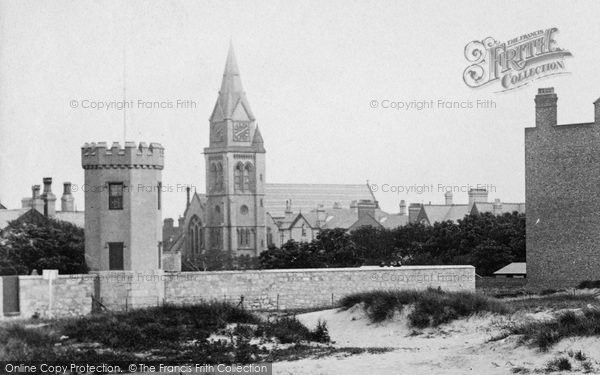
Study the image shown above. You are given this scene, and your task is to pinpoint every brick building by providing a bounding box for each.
[525,87,600,288]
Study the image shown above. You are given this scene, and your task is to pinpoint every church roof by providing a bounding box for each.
[210,42,255,122]
[264,183,375,216]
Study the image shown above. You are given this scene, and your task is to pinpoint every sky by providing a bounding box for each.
[1,0,599,220]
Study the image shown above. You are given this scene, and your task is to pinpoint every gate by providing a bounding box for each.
[2,276,20,316]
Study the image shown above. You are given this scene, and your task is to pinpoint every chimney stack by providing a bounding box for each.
[492,198,503,216]
[468,188,488,205]
[399,200,407,216]
[186,186,191,208]
[316,204,326,227]
[408,203,422,224]
[40,177,56,217]
[61,182,75,212]
[178,216,184,228]
[594,97,600,124]
[444,191,453,205]
[284,199,293,214]
[357,199,377,220]
[22,185,45,213]
[535,87,557,128]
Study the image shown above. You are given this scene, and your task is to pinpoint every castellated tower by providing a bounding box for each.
[82,141,164,271]
[204,43,267,257]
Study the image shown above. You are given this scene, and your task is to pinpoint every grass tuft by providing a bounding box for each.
[339,288,509,327]
[509,308,600,351]
[545,356,571,372]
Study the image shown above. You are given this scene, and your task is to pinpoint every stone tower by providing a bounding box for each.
[204,43,267,257]
[82,141,164,271]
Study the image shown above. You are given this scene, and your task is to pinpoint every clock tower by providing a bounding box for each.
[204,43,267,257]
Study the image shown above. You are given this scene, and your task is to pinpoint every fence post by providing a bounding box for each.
[276,294,279,312]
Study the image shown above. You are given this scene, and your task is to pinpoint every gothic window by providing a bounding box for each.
[267,227,273,246]
[243,162,254,191]
[210,163,218,192]
[216,162,224,191]
[188,216,203,255]
[234,162,243,191]
[301,224,307,237]
[211,228,222,249]
[238,227,253,247]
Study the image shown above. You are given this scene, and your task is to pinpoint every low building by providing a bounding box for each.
[493,262,526,278]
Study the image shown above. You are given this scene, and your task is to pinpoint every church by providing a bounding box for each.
[163,44,400,267]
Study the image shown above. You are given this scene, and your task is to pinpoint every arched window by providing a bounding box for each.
[216,162,224,191]
[188,216,203,255]
[210,163,218,192]
[243,162,253,191]
[234,162,243,191]
[238,228,253,247]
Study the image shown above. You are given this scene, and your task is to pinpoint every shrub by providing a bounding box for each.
[310,320,331,343]
[545,357,571,372]
[340,288,509,327]
[258,316,312,344]
[577,280,600,289]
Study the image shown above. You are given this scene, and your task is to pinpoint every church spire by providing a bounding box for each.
[210,42,255,122]
[220,41,243,94]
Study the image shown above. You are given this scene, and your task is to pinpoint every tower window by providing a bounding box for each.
[240,205,249,215]
[108,183,124,210]
[216,163,224,191]
[234,162,243,191]
[157,181,162,210]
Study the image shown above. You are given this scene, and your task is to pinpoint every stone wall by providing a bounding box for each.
[164,265,475,310]
[17,274,95,318]
[5,265,475,318]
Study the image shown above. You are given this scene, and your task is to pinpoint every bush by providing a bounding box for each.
[257,316,312,344]
[545,357,571,372]
[59,302,259,350]
[577,280,600,289]
[311,320,331,343]
[339,288,509,327]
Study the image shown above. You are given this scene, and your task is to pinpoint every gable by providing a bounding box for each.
[231,99,251,121]
[347,214,383,232]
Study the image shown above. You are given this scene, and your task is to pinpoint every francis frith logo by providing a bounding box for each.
[463,27,572,92]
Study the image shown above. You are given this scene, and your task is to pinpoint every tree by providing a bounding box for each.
[0,217,87,275]
[469,239,513,276]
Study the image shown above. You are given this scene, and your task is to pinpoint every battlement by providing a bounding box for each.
[81,141,164,169]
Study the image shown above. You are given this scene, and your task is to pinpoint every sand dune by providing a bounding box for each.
[273,306,600,374]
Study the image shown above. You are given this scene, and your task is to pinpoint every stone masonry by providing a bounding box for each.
[4,265,474,318]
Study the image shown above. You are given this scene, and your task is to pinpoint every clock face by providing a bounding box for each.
[233,122,250,142]
[212,124,224,142]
